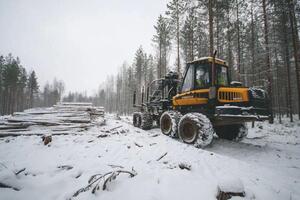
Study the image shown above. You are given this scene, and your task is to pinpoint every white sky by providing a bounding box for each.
[0,0,168,94]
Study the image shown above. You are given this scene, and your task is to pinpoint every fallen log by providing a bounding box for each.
[0,125,30,130]
[7,119,60,126]
[62,119,91,123]
[59,102,93,106]
[0,132,86,138]
[0,129,29,133]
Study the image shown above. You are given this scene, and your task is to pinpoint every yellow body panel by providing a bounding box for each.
[173,89,209,106]
[172,87,249,106]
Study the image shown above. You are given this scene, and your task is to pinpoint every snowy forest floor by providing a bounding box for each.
[0,114,299,200]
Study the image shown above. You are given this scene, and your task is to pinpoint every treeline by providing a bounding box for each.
[63,48,156,114]
[0,54,38,115]
[65,0,300,122]
[0,53,65,115]
[42,79,65,108]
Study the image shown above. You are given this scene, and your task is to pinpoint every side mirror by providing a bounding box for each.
[230,81,242,87]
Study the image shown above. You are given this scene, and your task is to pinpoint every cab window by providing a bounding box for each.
[195,64,210,88]
[181,65,194,92]
[216,66,229,86]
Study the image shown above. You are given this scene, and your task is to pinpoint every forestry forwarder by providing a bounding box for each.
[133,54,271,148]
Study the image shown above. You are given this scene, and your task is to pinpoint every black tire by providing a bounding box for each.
[237,123,248,140]
[178,113,214,148]
[215,123,248,140]
[133,112,142,128]
[156,118,160,127]
[160,111,182,137]
[141,112,153,130]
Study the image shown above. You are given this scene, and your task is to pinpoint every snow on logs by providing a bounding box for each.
[217,178,245,200]
[0,102,105,137]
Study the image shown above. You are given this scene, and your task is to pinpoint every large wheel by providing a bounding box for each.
[178,113,214,148]
[140,112,153,130]
[160,111,182,137]
[133,112,142,128]
[215,123,248,140]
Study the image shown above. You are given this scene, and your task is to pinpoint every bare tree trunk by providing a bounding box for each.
[227,8,233,79]
[289,0,300,119]
[282,10,293,122]
[209,0,214,57]
[262,0,274,123]
[191,28,194,61]
[250,0,255,86]
[274,48,282,123]
[159,43,162,78]
[236,0,241,82]
[216,15,220,56]
[176,1,180,74]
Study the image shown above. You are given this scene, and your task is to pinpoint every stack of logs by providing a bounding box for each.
[0,102,104,137]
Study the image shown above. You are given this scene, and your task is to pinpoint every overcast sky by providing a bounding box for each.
[0,0,168,94]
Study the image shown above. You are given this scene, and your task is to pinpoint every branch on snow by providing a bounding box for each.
[71,168,137,198]
[156,152,168,161]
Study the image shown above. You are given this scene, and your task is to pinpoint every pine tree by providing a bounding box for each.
[153,15,172,78]
[208,0,214,56]
[134,46,146,104]
[181,7,197,63]
[289,0,300,119]
[2,55,20,114]
[0,56,4,115]
[166,0,186,74]
[262,0,274,122]
[17,67,27,111]
[27,71,39,108]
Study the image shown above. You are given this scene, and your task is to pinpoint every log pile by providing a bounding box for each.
[0,102,104,137]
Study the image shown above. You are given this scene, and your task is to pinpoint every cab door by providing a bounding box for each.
[173,64,209,106]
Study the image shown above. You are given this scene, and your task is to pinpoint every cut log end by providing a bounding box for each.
[217,178,245,200]
[42,135,52,145]
[217,190,245,200]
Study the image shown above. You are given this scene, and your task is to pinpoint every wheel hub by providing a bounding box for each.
[161,116,172,135]
[181,122,197,143]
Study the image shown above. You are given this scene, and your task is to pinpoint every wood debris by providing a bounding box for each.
[72,169,137,198]
[134,142,143,148]
[156,152,168,161]
[57,165,73,171]
[178,162,191,170]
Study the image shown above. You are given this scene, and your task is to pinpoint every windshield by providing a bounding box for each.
[181,65,194,92]
[181,62,229,93]
[216,65,229,86]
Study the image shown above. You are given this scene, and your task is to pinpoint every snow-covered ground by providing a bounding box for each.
[0,114,299,200]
